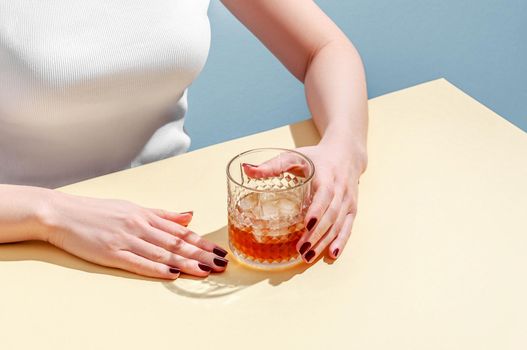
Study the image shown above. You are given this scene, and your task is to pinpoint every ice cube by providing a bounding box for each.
[267,226,289,237]
[252,226,268,243]
[277,197,299,217]
[259,192,277,202]
[261,199,279,219]
[238,193,257,211]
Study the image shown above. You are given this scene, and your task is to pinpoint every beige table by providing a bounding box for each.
[1,79,526,349]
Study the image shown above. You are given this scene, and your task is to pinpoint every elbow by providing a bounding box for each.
[301,38,361,83]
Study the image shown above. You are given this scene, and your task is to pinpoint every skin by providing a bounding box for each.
[223,0,368,263]
[0,184,228,279]
[0,0,367,278]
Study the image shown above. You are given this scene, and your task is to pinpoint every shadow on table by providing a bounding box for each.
[0,122,322,295]
[0,241,158,281]
[162,225,317,299]
[0,226,319,297]
[288,120,320,147]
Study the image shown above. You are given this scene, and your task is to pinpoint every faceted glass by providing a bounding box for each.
[226,148,314,270]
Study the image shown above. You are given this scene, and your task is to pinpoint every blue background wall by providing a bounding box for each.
[186,0,527,150]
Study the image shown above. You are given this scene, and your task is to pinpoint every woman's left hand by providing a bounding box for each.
[293,144,365,263]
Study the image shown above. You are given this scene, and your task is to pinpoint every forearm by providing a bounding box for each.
[0,184,54,243]
[304,40,368,172]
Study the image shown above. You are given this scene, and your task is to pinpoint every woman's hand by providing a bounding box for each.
[243,142,366,264]
[40,192,229,279]
[293,143,365,263]
[224,0,368,263]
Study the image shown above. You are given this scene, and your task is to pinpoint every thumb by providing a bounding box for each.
[242,153,308,179]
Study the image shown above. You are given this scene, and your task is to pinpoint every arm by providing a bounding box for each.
[0,184,229,278]
[0,185,52,243]
[223,0,368,261]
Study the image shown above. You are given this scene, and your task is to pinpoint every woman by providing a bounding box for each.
[0,0,367,279]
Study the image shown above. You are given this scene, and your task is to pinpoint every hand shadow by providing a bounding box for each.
[0,240,160,282]
[165,121,322,299]
[0,227,314,296]
[163,226,311,299]
[0,120,323,292]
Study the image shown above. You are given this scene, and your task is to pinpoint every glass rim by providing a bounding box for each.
[226,147,315,193]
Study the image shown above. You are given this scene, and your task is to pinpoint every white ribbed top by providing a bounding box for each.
[0,0,211,188]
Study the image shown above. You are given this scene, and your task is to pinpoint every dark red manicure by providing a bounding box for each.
[169,267,180,274]
[213,247,228,258]
[306,218,317,231]
[333,248,340,258]
[198,264,212,272]
[305,250,316,262]
[242,163,258,168]
[299,242,311,255]
[213,257,228,267]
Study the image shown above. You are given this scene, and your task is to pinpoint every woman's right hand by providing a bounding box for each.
[40,191,229,279]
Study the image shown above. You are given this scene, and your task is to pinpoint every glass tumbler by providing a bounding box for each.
[227,148,315,270]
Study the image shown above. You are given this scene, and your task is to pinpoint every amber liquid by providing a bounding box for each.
[228,219,304,264]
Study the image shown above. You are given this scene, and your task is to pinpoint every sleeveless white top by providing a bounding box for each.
[0,0,211,188]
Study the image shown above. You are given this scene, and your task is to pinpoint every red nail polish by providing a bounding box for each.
[198,264,212,272]
[306,218,317,231]
[179,211,193,216]
[333,248,340,258]
[299,242,311,255]
[169,267,180,274]
[305,250,316,262]
[242,163,258,168]
[213,257,229,267]
[213,247,228,257]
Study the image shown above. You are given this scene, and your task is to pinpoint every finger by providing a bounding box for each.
[302,205,349,263]
[148,208,193,227]
[297,186,333,254]
[329,213,355,259]
[298,192,342,263]
[114,250,181,280]
[126,236,212,277]
[242,153,308,179]
[142,226,228,272]
[149,216,228,257]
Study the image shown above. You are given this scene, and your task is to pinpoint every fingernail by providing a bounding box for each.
[305,250,316,262]
[333,248,340,258]
[299,242,311,255]
[306,217,317,231]
[169,267,180,274]
[198,263,212,272]
[213,257,229,267]
[180,211,193,216]
[213,247,228,257]
[242,163,258,168]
